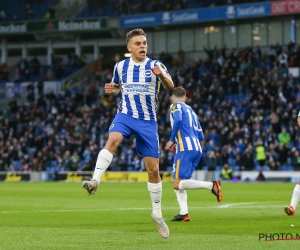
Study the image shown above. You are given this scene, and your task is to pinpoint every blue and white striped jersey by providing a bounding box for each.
[170,102,204,152]
[111,57,169,121]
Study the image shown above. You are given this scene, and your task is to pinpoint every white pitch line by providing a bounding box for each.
[218,202,259,208]
[0,202,285,214]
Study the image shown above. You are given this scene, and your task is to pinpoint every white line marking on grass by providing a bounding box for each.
[0,202,284,214]
[218,202,259,208]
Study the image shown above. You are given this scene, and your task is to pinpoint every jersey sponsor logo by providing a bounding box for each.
[144,69,152,78]
[109,124,114,130]
[171,104,178,111]
[123,84,149,92]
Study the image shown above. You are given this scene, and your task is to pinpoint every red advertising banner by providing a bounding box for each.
[271,0,300,14]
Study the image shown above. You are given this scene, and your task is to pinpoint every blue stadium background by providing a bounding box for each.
[0,0,299,181]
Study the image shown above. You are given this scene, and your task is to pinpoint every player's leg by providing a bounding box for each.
[144,156,169,238]
[284,181,300,216]
[173,151,222,202]
[171,178,190,222]
[134,121,163,218]
[170,152,190,221]
[178,179,222,202]
[82,114,131,195]
[135,121,169,238]
[144,156,162,216]
[93,132,123,182]
[82,132,122,195]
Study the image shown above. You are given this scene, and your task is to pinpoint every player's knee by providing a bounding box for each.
[106,134,122,149]
[147,166,159,176]
[173,180,180,190]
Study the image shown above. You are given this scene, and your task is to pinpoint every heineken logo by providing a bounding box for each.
[58,20,101,31]
[0,18,107,34]
[0,23,27,33]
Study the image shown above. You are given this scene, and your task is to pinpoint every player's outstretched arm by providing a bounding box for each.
[104,83,121,96]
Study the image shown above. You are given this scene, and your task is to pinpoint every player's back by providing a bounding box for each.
[171,102,203,152]
[179,103,200,139]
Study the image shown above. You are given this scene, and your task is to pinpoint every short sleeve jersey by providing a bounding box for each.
[111,57,169,121]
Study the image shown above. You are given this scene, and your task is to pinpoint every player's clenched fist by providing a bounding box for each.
[151,66,162,77]
[104,83,114,94]
[105,83,120,95]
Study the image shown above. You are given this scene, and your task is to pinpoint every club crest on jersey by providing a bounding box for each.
[171,104,178,111]
[144,69,152,78]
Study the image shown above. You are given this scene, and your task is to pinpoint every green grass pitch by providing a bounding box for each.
[0,181,300,250]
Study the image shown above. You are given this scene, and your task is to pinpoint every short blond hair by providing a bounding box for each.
[126,28,146,44]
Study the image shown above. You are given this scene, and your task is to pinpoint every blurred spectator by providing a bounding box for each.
[12,15,19,21]
[20,158,31,172]
[0,62,9,81]
[255,140,266,167]
[267,157,279,171]
[46,4,57,19]
[206,151,221,171]
[62,150,72,170]
[291,148,300,170]
[278,144,289,167]
[24,4,34,19]
[278,50,288,78]
[256,170,266,181]
[240,147,254,171]
[278,127,291,147]
[30,56,41,76]
[0,9,6,21]
[70,151,81,171]
[17,58,30,81]
[220,163,233,180]
[271,42,282,57]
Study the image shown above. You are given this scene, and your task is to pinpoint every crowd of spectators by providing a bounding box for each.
[0,0,277,22]
[1,40,300,177]
[11,53,87,83]
[0,0,58,22]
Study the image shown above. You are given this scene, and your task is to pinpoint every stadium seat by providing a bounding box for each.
[233,166,240,171]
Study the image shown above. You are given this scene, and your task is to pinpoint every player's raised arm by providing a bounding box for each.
[104,83,121,96]
[151,64,174,91]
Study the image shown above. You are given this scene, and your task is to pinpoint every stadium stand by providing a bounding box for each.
[1,0,59,21]
[76,0,273,18]
[1,0,300,180]
[1,41,300,177]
